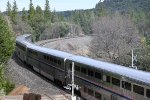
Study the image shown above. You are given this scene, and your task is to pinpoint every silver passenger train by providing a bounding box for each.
[16,34,150,100]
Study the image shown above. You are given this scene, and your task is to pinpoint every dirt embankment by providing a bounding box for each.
[36,36,94,57]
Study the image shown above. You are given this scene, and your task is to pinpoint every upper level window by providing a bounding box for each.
[29,49,38,56]
[50,57,53,62]
[75,65,80,72]
[146,89,150,98]
[44,55,46,59]
[54,59,57,63]
[88,70,94,76]
[106,76,111,83]
[133,84,144,95]
[122,81,131,91]
[81,67,87,74]
[58,60,61,65]
[16,43,26,51]
[47,56,49,60]
[112,77,120,87]
[95,72,102,80]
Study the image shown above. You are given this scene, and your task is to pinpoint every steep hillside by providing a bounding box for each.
[96,0,150,12]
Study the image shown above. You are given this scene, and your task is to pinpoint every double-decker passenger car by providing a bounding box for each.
[16,34,150,100]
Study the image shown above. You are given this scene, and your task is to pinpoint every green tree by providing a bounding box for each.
[11,0,18,24]
[28,0,35,21]
[44,0,51,21]
[0,64,15,95]
[36,6,43,16]
[95,1,106,17]
[0,13,15,93]
[22,7,27,22]
[32,6,45,41]
[51,9,59,23]
[132,47,150,71]
[72,10,92,34]
[6,1,12,17]
[146,37,150,46]
[0,13,15,63]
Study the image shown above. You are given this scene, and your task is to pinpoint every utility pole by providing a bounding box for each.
[131,49,137,69]
[132,49,134,68]
[64,62,80,100]
[71,62,76,100]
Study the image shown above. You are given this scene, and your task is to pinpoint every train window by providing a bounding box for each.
[111,94,118,100]
[84,87,87,93]
[34,51,38,56]
[75,65,80,71]
[95,92,102,100]
[44,55,46,59]
[88,88,94,96]
[122,81,131,91]
[81,67,87,74]
[88,70,94,76]
[16,43,26,51]
[54,59,57,63]
[133,84,144,95]
[106,76,111,83]
[146,89,150,98]
[95,72,102,80]
[70,63,72,69]
[29,50,32,53]
[112,77,120,87]
[50,57,53,62]
[103,97,107,100]
[47,56,49,60]
[58,60,61,65]
[29,49,38,56]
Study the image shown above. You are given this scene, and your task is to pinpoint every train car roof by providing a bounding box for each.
[29,44,73,59]
[17,34,150,85]
[69,55,150,85]
[17,34,73,59]
[16,34,31,46]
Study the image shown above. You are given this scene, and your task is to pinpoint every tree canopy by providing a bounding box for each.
[0,14,15,64]
[0,13,15,95]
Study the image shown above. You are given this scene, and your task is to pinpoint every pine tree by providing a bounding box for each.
[28,0,35,21]
[11,0,18,24]
[32,6,45,41]
[36,6,43,16]
[95,2,106,17]
[6,1,12,17]
[22,7,27,22]
[51,9,59,23]
[44,0,51,21]
[0,13,15,64]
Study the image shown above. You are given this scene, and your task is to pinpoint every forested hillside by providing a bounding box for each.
[96,0,150,37]
[2,0,150,71]
[101,0,150,12]
[92,0,150,70]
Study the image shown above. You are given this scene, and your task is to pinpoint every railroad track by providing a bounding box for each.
[36,34,96,46]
